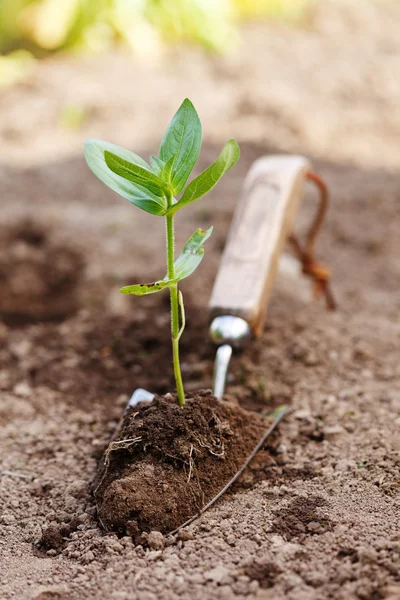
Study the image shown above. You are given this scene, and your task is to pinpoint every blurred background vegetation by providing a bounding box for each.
[0,0,313,87]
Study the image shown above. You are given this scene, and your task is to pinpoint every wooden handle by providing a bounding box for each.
[209,155,311,336]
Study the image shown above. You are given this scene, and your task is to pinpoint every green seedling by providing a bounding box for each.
[84,98,240,406]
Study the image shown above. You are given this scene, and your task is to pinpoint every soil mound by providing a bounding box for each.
[94,391,269,535]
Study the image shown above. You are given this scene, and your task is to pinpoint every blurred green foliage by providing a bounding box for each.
[0,0,312,86]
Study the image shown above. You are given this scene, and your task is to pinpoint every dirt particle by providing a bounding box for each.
[38,524,64,551]
[324,425,345,441]
[177,529,194,541]
[204,565,230,584]
[147,531,165,551]
[307,521,325,533]
[82,550,95,564]
[65,479,88,499]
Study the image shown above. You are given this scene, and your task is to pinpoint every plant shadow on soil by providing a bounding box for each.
[1,141,399,541]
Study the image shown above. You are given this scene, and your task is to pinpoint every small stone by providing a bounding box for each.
[147,550,162,561]
[204,565,230,584]
[82,550,95,563]
[353,341,373,360]
[294,521,306,533]
[324,425,345,441]
[120,536,133,547]
[109,541,124,553]
[66,479,87,498]
[55,510,70,523]
[77,513,90,524]
[187,573,204,585]
[357,547,378,564]
[164,535,175,547]
[177,529,194,541]
[305,352,320,366]
[10,339,32,359]
[249,580,260,594]
[294,409,312,420]
[13,381,32,397]
[147,530,165,551]
[307,521,324,534]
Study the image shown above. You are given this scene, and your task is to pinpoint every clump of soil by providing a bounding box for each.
[94,390,270,535]
[0,221,84,325]
[242,557,283,589]
[271,494,334,540]
[38,521,79,552]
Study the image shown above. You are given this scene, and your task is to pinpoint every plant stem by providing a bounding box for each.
[166,213,185,406]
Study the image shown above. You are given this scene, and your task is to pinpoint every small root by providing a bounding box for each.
[108,436,143,447]
[104,436,143,467]
[193,433,225,458]
[94,435,143,531]
[169,405,289,536]
[187,445,194,484]
[207,444,225,458]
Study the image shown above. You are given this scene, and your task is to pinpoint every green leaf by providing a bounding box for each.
[159,98,202,194]
[84,139,168,216]
[170,139,240,214]
[149,154,176,189]
[160,154,176,184]
[120,227,213,295]
[174,227,213,280]
[120,280,170,296]
[104,151,170,197]
[149,155,165,176]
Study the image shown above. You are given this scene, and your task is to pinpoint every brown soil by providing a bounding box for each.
[95,392,269,535]
[0,221,84,325]
[1,2,400,599]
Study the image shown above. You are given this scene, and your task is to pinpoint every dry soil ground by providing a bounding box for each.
[0,2,399,599]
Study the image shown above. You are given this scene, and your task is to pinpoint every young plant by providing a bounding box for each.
[84,99,240,406]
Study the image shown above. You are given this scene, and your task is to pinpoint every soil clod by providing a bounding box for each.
[94,391,270,535]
